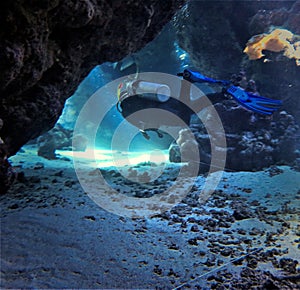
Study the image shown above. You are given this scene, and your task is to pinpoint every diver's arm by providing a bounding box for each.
[178,69,229,86]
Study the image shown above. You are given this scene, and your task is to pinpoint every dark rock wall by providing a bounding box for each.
[174,1,297,78]
[0,0,184,193]
[0,0,184,157]
[174,1,300,118]
[173,1,243,78]
[171,0,300,170]
[244,1,300,120]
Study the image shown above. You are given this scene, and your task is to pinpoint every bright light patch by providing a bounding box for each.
[58,148,169,168]
[179,53,187,60]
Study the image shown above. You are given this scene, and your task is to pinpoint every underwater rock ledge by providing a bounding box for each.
[0,0,184,193]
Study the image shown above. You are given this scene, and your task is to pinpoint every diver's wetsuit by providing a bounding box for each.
[119,79,224,128]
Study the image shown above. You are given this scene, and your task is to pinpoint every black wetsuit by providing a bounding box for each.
[119,80,224,129]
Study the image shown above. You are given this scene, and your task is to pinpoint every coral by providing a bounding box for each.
[284,40,300,66]
[248,1,300,35]
[170,102,298,172]
[176,129,194,147]
[244,28,300,65]
[176,129,199,162]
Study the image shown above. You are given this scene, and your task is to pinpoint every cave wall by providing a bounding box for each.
[0,0,184,157]
[0,0,184,193]
[170,0,300,171]
[173,1,300,118]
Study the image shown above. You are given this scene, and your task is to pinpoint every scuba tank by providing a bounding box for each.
[116,76,193,129]
[135,81,170,102]
[117,79,171,105]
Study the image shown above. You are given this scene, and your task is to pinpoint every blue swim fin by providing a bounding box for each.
[177,69,282,115]
[226,86,282,115]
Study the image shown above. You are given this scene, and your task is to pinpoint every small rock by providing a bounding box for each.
[64,180,75,187]
[84,215,96,221]
[220,248,232,257]
[250,200,260,206]
[167,268,178,277]
[54,170,63,177]
[247,257,258,269]
[181,221,187,228]
[242,188,252,193]
[238,228,246,235]
[191,225,199,232]
[34,162,44,170]
[188,238,198,246]
[203,258,215,267]
[266,165,284,177]
[249,228,262,236]
[9,203,19,210]
[198,250,206,256]
[279,258,298,273]
[153,265,163,275]
[233,208,253,220]
[168,243,179,251]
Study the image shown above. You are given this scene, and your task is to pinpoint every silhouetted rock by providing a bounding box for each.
[0,0,184,192]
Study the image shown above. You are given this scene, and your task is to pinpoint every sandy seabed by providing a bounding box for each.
[1,145,300,289]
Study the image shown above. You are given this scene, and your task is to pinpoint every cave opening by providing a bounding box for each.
[1,1,300,289]
[28,23,192,164]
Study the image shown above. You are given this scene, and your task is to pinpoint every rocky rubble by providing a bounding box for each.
[169,70,299,171]
[170,108,299,171]
[2,146,299,288]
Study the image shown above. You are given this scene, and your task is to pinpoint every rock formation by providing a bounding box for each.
[173,1,300,119]
[0,0,184,193]
[170,0,299,170]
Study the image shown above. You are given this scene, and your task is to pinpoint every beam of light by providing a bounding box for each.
[58,147,170,168]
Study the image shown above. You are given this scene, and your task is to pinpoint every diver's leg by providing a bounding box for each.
[178,79,223,114]
[140,130,150,140]
[190,92,224,112]
[179,79,192,105]
[154,130,164,138]
[143,128,164,138]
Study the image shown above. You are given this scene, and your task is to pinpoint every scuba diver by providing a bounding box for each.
[116,69,282,140]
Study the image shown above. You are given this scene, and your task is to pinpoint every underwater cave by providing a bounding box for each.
[1,0,300,289]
